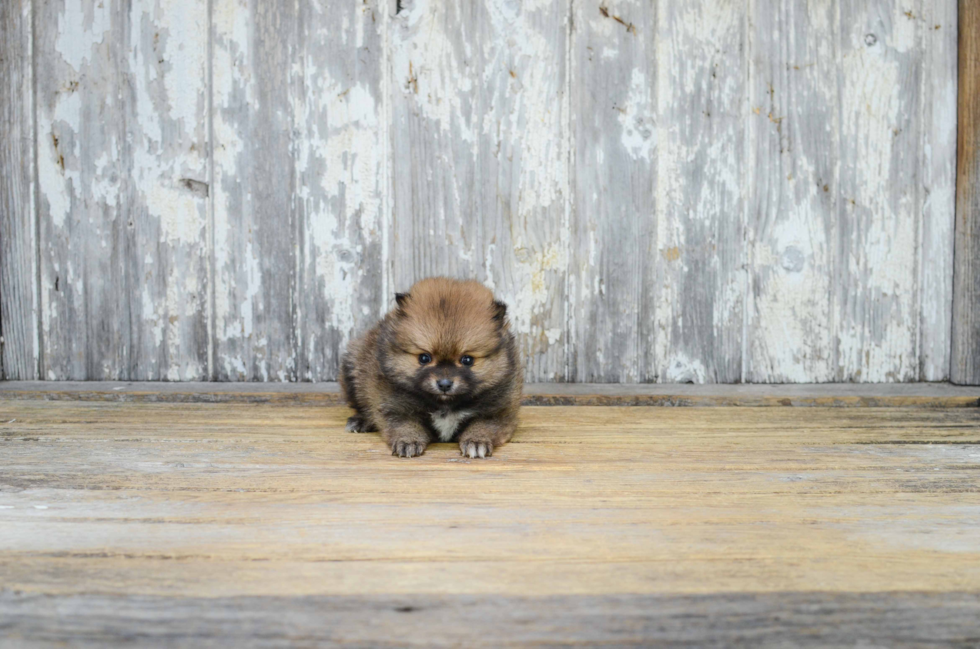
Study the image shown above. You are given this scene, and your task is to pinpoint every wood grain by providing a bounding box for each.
[2,400,978,642]
[2,0,966,385]
[918,0,958,381]
[953,0,980,385]
[0,0,37,380]
[3,592,980,647]
[745,0,837,383]
[211,0,385,382]
[837,0,921,382]
[35,0,210,380]
[294,0,387,382]
[210,0,298,381]
[569,0,656,383]
[653,0,746,383]
[0,401,978,633]
[389,0,569,381]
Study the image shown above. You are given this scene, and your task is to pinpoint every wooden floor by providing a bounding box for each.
[2,397,980,646]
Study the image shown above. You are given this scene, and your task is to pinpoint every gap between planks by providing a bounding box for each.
[0,381,978,407]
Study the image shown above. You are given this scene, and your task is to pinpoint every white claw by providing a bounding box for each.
[393,440,425,457]
[460,442,491,459]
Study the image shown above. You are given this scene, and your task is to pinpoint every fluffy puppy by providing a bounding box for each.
[340,277,522,458]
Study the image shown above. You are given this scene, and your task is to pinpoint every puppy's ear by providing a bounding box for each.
[492,300,508,323]
[395,293,410,309]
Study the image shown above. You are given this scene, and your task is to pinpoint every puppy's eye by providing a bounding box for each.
[460,355,474,366]
[418,353,432,365]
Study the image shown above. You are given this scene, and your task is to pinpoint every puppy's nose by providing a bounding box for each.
[436,378,454,393]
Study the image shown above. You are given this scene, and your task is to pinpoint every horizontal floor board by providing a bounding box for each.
[1,401,978,645]
[3,591,980,648]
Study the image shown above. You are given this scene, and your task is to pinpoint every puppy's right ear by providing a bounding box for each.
[395,293,410,309]
[492,300,508,323]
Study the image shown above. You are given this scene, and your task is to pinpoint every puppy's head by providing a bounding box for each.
[381,278,514,402]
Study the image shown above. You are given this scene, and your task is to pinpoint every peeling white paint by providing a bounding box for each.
[653,0,744,382]
[56,0,110,73]
[211,0,253,361]
[299,54,384,375]
[389,0,568,379]
[510,241,567,338]
[143,285,164,348]
[545,328,562,345]
[392,0,476,142]
[24,0,960,383]
[617,68,655,161]
[38,90,82,229]
[836,2,920,382]
[918,0,958,381]
[146,184,202,245]
[664,353,707,384]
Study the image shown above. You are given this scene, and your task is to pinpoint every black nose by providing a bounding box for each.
[437,378,454,392]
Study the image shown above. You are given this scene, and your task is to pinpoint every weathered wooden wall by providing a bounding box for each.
[0,0,38,380]
[953,0,980,385]
[0,0,963,383]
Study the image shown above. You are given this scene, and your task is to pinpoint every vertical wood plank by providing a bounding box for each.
[35,0,210,380]
[0,0,38,380]
[211,0,297,381]
[745,0,837,383]
[917,1,957,381]
[952,0,980,385]
[389,0,569,381]
[836,0,920,382]
[653,0,746,383]
[568,0,656,383]
[212,0,386,382]
[295,0,387,381]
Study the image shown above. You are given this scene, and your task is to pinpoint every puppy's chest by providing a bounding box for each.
[428,409,473,441]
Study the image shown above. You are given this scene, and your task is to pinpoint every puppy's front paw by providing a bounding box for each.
[459,438,493,459]
[391,439,427,458]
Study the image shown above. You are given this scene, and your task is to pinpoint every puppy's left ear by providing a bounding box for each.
[395,293,410,309]
[492,300,508,323]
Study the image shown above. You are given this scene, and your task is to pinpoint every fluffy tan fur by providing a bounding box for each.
[340,278,522,458]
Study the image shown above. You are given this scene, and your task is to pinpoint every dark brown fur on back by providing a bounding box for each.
[339,277,522,458]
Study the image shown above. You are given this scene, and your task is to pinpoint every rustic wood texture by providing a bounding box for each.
[746,0,837,383]
[837,1,922,382]
[35,0,210,381]
[210,0,386,382]
[654,0,746,384]
[919,0,958,381]
[0,0,37,380]
[389,0,569,381]
[3,381,980,407]
[569,0,656,382]
[953,0,980,385]
[0,401,979,644]
[210,0,297,381]
[293,0,386,382]
[4,592,980,647]
[1,0,963,384]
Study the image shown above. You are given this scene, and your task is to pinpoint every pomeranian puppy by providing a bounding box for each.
[340,277,522,458]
